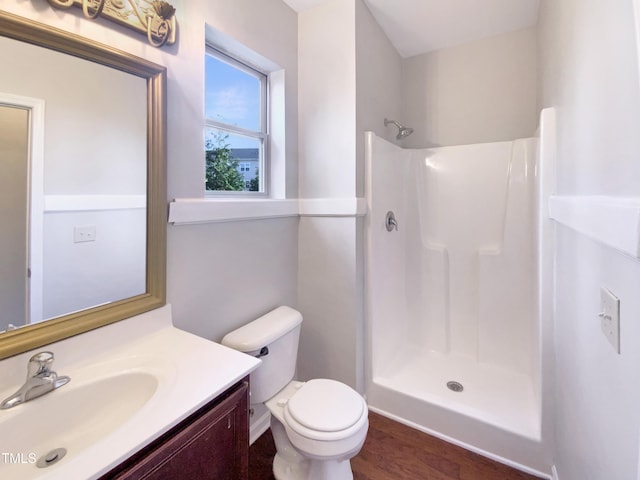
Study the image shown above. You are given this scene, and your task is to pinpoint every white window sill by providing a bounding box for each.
[548,195,640,260]
[168,197,366,225]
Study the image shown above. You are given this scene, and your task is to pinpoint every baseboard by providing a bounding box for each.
[249,409,271,446]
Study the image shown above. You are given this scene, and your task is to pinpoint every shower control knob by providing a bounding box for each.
[385,211,398,232]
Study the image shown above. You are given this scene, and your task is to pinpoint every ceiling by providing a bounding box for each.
[282,0,540,58]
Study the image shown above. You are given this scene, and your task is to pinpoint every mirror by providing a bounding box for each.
[0,11,166,360]
[0,38,148,328]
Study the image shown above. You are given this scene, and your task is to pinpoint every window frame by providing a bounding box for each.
[204,46,269,196]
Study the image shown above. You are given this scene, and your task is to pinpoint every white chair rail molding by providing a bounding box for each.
[548,195,640,260]
[168,197,368,225]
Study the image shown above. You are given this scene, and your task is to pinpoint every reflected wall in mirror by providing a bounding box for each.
[0,37,147,329]
[0,11,166,360]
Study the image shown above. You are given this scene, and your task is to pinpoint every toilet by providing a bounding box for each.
[221,306,368,480]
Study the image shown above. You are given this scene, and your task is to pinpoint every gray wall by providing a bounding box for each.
[168,217,298,342]
[355,0,403,197]
[539,0,640,478]
[401,27,538,148]
[296,0,402,392]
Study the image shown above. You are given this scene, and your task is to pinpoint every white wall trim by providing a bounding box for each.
[168,198,298,225]
[548,195,640,260]
[298,197,367,217]
[168,198,366,225]
[44,195,146,212]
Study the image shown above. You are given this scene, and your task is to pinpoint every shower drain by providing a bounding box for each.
[446,381,464,392]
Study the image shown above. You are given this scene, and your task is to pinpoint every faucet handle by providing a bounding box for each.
[385,211,399,232]
[27,351,55,378]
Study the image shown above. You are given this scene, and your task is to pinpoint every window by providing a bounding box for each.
[205,47,267,194]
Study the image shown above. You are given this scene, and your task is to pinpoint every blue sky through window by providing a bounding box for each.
[205,53,261,149]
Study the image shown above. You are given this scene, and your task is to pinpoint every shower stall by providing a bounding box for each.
[364,127,551,474]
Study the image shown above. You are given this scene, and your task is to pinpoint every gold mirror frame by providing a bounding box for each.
[0,11,166,360]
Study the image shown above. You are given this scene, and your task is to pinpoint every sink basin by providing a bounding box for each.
[0,370,157,477]
[0,305,261,480]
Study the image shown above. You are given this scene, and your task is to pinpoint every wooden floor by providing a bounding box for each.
[249,412,543,480]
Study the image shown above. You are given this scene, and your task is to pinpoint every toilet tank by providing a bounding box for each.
[221,306,302,403]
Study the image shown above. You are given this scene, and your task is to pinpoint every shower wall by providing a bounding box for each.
[365,131,547,473]
[401,27,538,149]
[368,134,537,373]
[408,140,537,372]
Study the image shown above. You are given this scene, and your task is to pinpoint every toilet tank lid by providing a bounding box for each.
[221,306,302,352]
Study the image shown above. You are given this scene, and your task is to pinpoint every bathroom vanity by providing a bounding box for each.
[0,305,260,480]
[101,377,249,480]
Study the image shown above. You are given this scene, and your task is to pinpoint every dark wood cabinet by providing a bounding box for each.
[100,378,249,480]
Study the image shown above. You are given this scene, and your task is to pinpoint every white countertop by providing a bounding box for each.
[0,304,260,480]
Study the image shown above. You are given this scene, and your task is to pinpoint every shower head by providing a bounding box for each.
[384,118,414,140]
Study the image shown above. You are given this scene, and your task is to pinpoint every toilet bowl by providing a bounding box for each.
[221,306,368,480]
[267,379,368,480]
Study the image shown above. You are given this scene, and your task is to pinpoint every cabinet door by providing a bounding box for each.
[111,381,249,480]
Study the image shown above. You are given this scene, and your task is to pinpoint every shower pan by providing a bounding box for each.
[364,129,552,475]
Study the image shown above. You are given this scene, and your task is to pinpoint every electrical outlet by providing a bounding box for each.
[600,287,620,354]
[74,225,97,243]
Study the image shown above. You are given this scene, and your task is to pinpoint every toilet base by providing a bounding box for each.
[273,452,354,480]
[270,415,357,480]
[273,452,307,479]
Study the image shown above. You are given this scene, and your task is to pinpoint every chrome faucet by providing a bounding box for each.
[1,352,70,409]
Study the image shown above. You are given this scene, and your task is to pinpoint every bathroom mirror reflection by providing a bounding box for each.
[0,35,147,331]
[0,11,166,360]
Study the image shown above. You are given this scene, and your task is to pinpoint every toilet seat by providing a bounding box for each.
[283,379,368,442]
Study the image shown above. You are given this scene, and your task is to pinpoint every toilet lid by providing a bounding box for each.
[285,379,364,432]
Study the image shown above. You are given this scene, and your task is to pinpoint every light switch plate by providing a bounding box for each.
[600,287,620,354]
